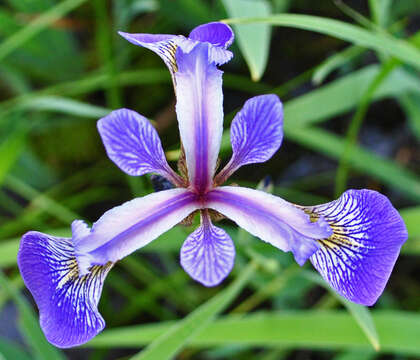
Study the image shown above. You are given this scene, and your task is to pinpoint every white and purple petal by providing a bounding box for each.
[97,108,184,186]
[75,188,200,273]
[175,43,224,194]
[118,32,181,76]
[17,232,112,348]
[205,186,332,265]
[306,189,407,306]
[118,22,234,80]
[216,95,283,184]
[180,210,235,286]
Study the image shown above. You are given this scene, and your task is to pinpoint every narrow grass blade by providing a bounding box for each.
[129,262,256,360]
[284,65,419,127]
[222,0,272,81]
[312,46,365,85]
[0,128,26,186]
[89,310,420,356]
[223,14,420,71]
[334,58,399,197]
[399,93,420,140]
[0,0,89,62]
[0,271,65,360]
[24,96,110,118]
[0,338,32,360]
[284,126,420,202]
[301,271,380,351]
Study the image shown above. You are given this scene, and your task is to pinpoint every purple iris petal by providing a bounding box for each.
[17,232,112,348]
[180,211,235,286]
[216,95,283,184]
[97,108,183,186]
[188,22,234,65]
[205,186,332,265]
[118,22,234,80]
[118,32,180,76]
[175,43,224,194]
[189,22,234,48]
[306,189,407,306]
[75,189,200,273]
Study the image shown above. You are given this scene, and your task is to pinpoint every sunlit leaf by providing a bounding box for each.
[222,0,272,81]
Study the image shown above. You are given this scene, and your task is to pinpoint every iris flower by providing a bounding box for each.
[17,22,407,348]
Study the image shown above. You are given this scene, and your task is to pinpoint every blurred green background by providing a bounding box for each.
[1,0,420,359]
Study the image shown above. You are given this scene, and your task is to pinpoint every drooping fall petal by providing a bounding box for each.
[305,189,407,305]
[18,232,112,348]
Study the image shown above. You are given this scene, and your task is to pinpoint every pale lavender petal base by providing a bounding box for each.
[308,189,408,305]
[206,186,331,265]
[17,232,111,348]
[216,95,283,184]
[98,108,181,185]
[181,212,235,286]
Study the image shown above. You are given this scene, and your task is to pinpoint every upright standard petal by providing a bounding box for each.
[205,186,332,265]
[188,22,234,65]
[215,95,283,185]
[17,232,112,348]
[175,43,224,194]
[75,188,200,273]
[189,22,234,48]
[305,190,407,305]
[118,32,180,76]
[180,210,235,286]
[97,108,184,186]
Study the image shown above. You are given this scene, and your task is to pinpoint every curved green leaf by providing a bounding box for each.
[224,14,420,71]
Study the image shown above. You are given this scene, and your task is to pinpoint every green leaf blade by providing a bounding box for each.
[222,0,272,81]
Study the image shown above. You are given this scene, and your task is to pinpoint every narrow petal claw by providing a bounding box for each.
[181,211,235,286]
[216,95,283,184]
[17,232,112,348]
[205,186,332,265]
[306,189,408,305]
[175,43,224,193]
[75,189,200,272]
[97,108,182,186]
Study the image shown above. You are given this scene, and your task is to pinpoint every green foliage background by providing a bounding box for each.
[0,0,419,359]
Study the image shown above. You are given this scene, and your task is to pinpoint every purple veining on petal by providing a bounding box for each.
[307,189,407,305]
[205,186,331,265]
[75,189,200,272]
[118,22,234,79]
[118,32,181,76]
[97,108,183,186]
[175,43,224,194]
[216,95,283,184]
[180,210,235,286]
[17,232,112,348]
